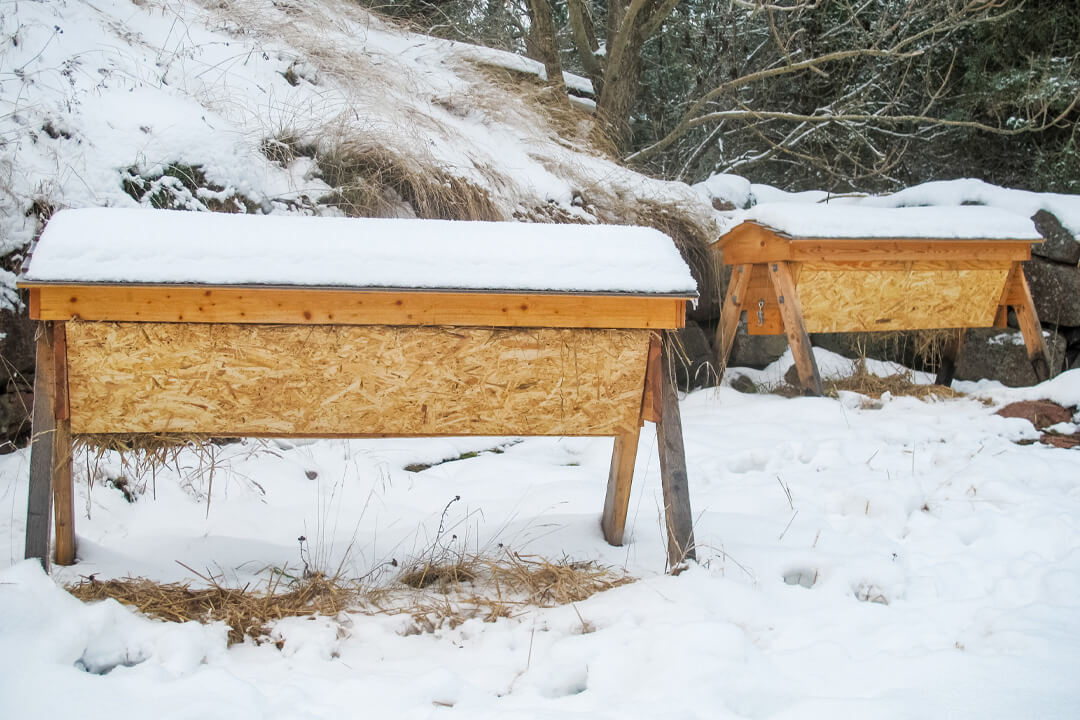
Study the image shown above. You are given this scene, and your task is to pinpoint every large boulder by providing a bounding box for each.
[728,318,789,369]
[0,305,35,377]
[0,306,35,450]
[670,321,719,390]
[1031,210,1080,265]
[955,328,1067,387]
[1023,258,1080,328]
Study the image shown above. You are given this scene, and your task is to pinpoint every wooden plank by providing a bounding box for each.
[601,429,641,547]
[788,239,1031,264]
[1011,271,1052,382]
[27,284,689,330]
[52,417,75,565]
[718,227,1033,265]
[52,323,69,421]
[656,336,696,568]
[640,332,663,424]
[768,262,824,396]
[934,328,966,387]
[715,264,751,371]
[25,323,56,568]
[29,288,40,318]
[794,263,1010,333]
[65,323,652,436]
[744,263,784,335]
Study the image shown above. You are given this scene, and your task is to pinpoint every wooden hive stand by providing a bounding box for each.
[712,215,1051,395]
[20,209,699,570]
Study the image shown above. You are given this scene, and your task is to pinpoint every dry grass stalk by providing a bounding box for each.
[316,139,501,221]
[66,553,633,642]
[824,358,963,400]
[67,570,358,645]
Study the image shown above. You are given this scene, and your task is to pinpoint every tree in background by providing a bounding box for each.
[364,0,1079,193]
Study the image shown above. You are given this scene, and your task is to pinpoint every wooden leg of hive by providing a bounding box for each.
[601,429,641,546]
[50,323,75,566]
[714,264,751,378]
[767,262,824,396]
[1012,271,1052,382]
[656,335,696,569]
[25,323,57,568]
[52,416,75,566]
[934,328,966,387]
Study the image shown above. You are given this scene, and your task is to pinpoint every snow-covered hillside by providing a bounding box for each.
[0,0,715,309]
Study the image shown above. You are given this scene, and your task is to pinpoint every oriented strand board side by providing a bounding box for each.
[66,323,651,436]
[795,263,1010,333]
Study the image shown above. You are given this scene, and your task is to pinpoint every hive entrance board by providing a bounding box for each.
[713,213,1050,395]
[20,209,700,570]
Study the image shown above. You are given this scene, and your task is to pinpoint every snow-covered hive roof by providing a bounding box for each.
[22,209,697,296]
[723,203,1042,240]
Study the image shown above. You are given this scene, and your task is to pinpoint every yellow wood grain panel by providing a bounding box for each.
[65,323,651,436]
[795,263,1010,333]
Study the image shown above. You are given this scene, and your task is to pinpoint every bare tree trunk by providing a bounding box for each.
[525,0,567,98]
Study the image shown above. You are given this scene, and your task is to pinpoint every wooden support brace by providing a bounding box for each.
[1010,269,1052,382]
[52,324,75,564]
[601,430,641,547]
[934,328,966,387]
[25,323,56,568]
[715,264,751,377]
[24,322,76,568]
[602,333,660,546]
[656,334,696,568]
[767,262,824,396]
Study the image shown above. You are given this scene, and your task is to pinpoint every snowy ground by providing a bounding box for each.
[2,351,1079,719]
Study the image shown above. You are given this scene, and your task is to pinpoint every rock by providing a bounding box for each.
[685,252,722,323]
[811,332,909,365]
[954,328,1067,387]
[995,400,1073,429]
[1040,433,1080,449]
[1031,210,1080,265]
[670,322,719,391]
[0,390,32,450]
[728,373,758,394]
[0,305,35,449]
[0,305,35,377]
[729,317,789,369]
[1023,258,1080,327]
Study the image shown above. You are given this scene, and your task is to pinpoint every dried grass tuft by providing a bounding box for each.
[315,140,501,221]
[68,570,358,645]
[66,553,633,643]
[825,362,963,401]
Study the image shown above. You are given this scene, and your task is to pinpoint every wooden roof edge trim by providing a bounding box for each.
[711,219,1042,246]
[16,280,698,300]
[709,220,788,247]
[787,234,1042,245]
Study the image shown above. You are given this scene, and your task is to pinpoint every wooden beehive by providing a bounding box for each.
[20,209,700,568]
[712,210,1050,395]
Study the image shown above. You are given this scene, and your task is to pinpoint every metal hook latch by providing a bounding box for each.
[756,298,765,326]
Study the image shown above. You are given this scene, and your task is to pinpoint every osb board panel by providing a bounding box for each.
[795,262,1010,333]
[65,323,651,436]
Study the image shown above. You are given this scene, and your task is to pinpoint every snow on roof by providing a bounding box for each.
[23,209,697,296]
[728,202,1042,240]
